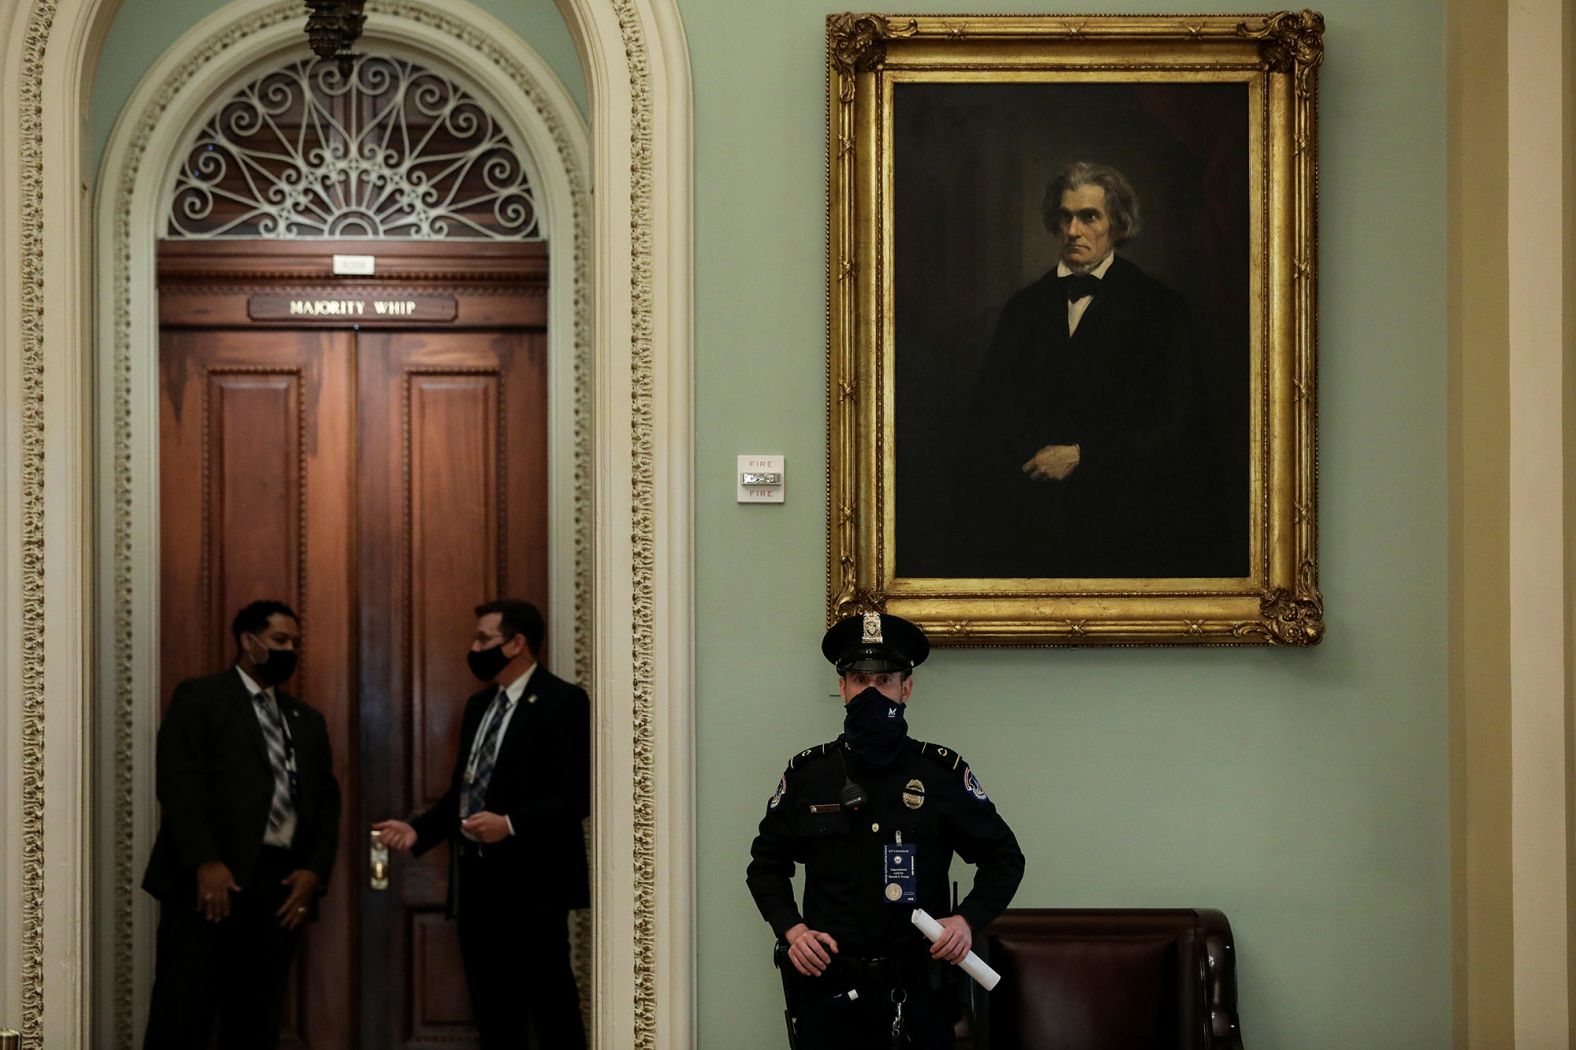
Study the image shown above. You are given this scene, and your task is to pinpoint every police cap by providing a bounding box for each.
[822,611,930,673]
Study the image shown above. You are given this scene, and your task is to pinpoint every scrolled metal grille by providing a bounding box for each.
[168,54,540,239]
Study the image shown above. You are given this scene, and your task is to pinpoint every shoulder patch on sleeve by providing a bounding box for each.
[767,773,788,810]
[963,764,989,802]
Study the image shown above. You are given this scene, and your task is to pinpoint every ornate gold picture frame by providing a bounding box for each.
[826,11,1324,646]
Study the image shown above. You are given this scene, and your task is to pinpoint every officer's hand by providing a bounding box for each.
[930,914,972,964]
[195,861,240,923]
[784,922,839,977]
[1022,443,1080,481]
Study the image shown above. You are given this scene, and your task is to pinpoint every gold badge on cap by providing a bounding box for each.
[862,612,883,644]
[902,778,926,810]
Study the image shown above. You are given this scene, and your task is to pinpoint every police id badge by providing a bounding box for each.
[883,842,917,904]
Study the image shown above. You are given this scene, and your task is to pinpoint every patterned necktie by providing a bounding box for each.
[253,692,297,837]
[461,689,511,817]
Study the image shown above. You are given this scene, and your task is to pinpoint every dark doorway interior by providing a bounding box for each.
[157,239,550,1049]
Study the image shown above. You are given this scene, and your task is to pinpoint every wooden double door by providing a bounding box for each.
[157,240,551,1048]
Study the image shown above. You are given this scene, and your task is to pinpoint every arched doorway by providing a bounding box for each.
[148,46,580,1046]
[0,0,698,1044]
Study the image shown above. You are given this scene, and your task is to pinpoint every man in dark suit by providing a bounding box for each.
[142,599,341,1050]
[374,598,590,1049]
[952,161,1234,579]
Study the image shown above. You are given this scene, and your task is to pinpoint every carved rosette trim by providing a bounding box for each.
[20,1,58,1044]
[1233,561,1325,645]
[1238,9,1325,95]
[109,2,598,1045]
[828,13,918,102]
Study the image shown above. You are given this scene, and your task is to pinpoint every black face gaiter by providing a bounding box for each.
[842,685,907,768]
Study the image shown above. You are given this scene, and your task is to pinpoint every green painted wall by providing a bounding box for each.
[688,1,1449,1048]
[89,0,1450,1046]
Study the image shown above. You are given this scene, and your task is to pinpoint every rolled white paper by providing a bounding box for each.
[911,908,1001,991]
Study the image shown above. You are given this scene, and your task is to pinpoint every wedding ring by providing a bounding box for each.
[296,906,307,913]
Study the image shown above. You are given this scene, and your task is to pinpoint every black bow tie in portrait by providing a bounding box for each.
[1059,273,1101,301]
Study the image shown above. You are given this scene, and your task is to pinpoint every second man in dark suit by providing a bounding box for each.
[375,598,591,1049]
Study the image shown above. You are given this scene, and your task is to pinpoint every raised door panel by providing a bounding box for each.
[409,373,502,807]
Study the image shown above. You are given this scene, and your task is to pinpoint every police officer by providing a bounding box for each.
[747,612,1025,1048]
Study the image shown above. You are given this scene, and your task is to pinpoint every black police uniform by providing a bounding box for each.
[747,734,1025,1048]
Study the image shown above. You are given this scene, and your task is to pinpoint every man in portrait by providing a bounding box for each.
[373,598,591,1050]
[141,599,342,1050]
[949,160,1234,579]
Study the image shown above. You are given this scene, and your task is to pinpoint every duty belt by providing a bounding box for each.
[835,955,900,985]
[823,954,932,1050]
[825,949,937,992]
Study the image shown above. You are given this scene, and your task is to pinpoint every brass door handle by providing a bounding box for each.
[370,829,389,890]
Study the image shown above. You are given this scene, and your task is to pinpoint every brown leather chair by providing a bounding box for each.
[961,908,1245,1049]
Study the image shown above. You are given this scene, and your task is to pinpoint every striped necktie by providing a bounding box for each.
[253,692,298,841]
[460,689,511,817]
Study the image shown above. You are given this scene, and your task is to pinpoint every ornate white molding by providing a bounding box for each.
[609,0,661,1043]
[563,0,695,1041]
[16,2,57,1044]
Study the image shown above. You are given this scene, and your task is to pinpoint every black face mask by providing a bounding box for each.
[248,638,298,687]
[467,641,513,682]
[842,685,908,768]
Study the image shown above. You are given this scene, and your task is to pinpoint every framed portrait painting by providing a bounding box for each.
[826,12,1325,645]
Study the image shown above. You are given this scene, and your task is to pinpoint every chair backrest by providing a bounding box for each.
[970,908,1244,1050]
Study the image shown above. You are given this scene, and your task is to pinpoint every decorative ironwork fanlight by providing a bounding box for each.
[304,0,366,60]
[167,55,542,240]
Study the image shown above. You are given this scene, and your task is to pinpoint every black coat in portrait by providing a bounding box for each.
[950,255,1235,579]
